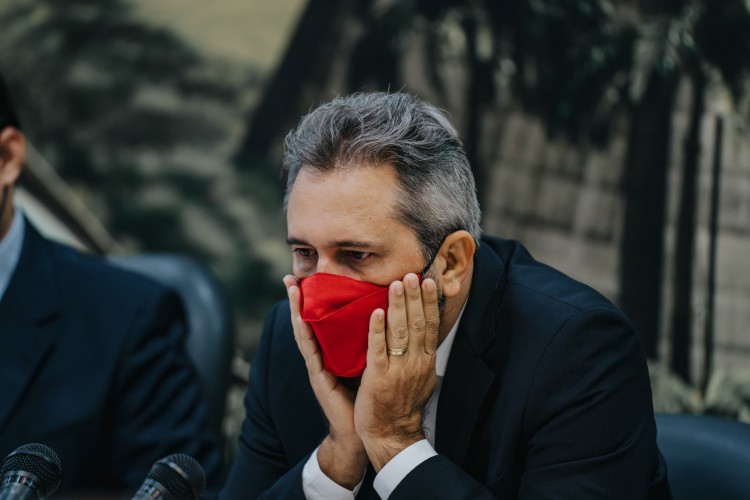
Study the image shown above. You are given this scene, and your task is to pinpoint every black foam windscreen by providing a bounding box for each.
[0,443,62,497]
[148,454,205,499]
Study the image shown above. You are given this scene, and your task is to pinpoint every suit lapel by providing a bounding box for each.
[0,220,60,431]
[435,241,506,467]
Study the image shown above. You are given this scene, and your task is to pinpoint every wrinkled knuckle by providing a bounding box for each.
[410,318,426,331]
[393,326,409,340]
[426,318,440,331]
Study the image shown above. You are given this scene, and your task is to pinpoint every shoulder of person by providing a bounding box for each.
[48,238,176,309]
[480,234,625,323]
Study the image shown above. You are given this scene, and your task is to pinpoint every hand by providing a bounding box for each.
[283,275,368,489]
[354,273,440,471]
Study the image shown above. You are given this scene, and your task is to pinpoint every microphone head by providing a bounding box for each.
[1,443,63,497]
[147,454,205,500]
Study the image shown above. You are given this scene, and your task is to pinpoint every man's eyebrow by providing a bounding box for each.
[331,240,375,249]
[285,237,376,249]
[286,237,307,246]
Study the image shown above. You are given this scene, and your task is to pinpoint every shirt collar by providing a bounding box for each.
[435,299,467,377]
[0,206,26,302]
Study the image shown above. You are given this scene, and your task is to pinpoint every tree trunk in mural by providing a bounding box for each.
[233,0,351,172]
[619,73,678,360]
[462,11,493,209]
[703,115,723,391]
[670,69,707,382]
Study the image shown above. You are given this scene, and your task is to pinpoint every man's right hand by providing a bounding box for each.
[283,275,369,489]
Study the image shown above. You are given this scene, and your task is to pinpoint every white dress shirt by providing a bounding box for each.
[302,303,467,499]
[0,207,25,303]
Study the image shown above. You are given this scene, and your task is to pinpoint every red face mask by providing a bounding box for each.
[299,273,389,378]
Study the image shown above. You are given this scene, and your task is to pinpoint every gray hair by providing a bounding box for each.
[282,92,482,262]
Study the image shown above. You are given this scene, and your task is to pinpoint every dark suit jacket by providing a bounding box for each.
[222,236,670,499]
[0,220,221,496]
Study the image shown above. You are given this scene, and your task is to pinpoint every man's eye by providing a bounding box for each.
[293,248,316,258]
[345,251,371,262]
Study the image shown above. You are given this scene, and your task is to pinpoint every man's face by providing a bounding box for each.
[286,163,426,286]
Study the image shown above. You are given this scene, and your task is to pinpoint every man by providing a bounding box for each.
[222,92,670,498]
[0,76,221,495]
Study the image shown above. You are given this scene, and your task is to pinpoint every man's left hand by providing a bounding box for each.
[354,273,440,471]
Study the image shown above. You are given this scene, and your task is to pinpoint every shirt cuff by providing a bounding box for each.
[302,446,364,499]
[373,440,438,499]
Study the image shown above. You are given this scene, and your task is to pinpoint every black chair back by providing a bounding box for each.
[655,413,750,500]
[110,254,233,439]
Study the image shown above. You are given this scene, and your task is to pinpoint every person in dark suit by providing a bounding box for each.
[222,92,671,499]
[0,76,221,495]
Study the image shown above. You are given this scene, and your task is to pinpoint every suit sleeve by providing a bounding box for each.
[109,289,222,493]
[220,303,308,499]
[390,306,659,499]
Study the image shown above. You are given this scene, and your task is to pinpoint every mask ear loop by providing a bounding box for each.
[419,246,440,279]
[0,186,9,222]
[418,262,432,279]
[1,126,12,220]
[420,231,454,279]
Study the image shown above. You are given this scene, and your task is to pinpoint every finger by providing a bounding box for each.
[292,310,325,376]
[282,274,298,290]
[285,279,303,344]
[367,308,387,372]
[283,274,302,338]
[422,278,440,355]
[386,280,409,361]
[403,273,427,357]
[295,315,326,375]
[285,279,324,375]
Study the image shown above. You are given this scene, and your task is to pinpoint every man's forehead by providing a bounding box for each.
[285,162,424,253]
[287,166,399,220]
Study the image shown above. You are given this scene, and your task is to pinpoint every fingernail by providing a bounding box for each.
[407,275,419,289]
[394,282,404,296]
[424,280,435,292]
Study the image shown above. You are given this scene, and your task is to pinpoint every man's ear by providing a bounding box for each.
[0,127,25,188]
[437,230,476,298]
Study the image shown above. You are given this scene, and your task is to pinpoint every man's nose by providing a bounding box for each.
[315,257,334,275]
[315,257,348,277]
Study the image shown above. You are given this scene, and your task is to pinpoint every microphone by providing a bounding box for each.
[132,454,205,500]
[0,443,62,499]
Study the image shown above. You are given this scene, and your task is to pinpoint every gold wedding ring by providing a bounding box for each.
[387,346,407,356]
